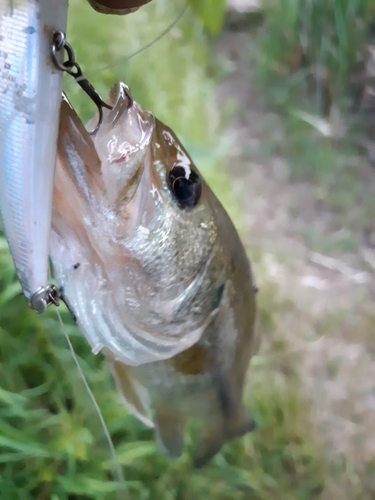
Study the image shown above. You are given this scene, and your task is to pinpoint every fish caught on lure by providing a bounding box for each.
[0,0,68,312]
[50,82,258,465]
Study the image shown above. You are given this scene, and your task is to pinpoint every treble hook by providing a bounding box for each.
[51,30,112,134]
[66,63,112,134]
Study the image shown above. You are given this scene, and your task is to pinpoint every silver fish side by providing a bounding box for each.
[0,0,68,309]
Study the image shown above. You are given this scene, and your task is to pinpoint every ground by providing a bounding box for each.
[214,24,375,498]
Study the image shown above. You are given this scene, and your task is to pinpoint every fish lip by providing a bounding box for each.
[91,81,155,206]
[104,81,155,148]
[107,82,134,127]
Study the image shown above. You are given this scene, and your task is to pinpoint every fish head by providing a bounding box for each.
[52,82,225,364]
[90,82,220,294]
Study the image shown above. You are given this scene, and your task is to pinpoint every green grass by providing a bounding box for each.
[0,0,366,498]
[0,270,328,499]
[252,0,375,196]
[255,0,373,114]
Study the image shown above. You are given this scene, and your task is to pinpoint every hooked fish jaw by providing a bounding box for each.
[92,82,155,206]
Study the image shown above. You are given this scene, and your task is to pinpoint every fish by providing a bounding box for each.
[50,82,258,465]
[0,0,68,312]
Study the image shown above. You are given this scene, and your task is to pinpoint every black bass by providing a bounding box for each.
[50,82,258,465]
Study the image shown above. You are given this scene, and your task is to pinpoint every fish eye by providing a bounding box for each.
[168,165,202,208]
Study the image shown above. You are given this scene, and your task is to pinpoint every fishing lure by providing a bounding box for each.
[0,0,68,313]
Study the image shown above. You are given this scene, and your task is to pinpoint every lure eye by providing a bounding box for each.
[168,165,202,208]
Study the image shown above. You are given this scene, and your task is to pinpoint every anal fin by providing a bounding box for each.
[193,424,224,468]
[109,360,154,428]
[154,408,186,459]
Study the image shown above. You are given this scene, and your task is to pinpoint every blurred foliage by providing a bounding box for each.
[65,0,222,157]
[252,0,375,189]
[256,0,373,115]
[0,0,331,499]
[64,0,235,208]
[188,0,226,36]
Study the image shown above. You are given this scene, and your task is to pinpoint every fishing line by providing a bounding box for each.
[47,2,187,492]
[86,0,189,76]
[55,307,127,499]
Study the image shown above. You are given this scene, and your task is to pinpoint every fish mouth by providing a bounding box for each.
[90,81,155,205]
[90,81,153,141]
[106,82,134,125]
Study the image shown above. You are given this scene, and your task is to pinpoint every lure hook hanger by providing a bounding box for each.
[51,30,112,134]
[29,284,77,322]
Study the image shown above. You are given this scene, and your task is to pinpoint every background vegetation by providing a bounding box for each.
[1,0,375,498]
